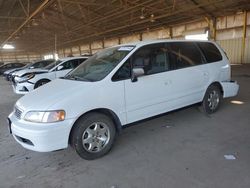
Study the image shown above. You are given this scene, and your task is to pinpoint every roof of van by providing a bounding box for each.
[116,39,216,48]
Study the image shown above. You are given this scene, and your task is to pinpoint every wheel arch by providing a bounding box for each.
[34,78,51,89]
[205,81,224,97]
[68,108,122,144]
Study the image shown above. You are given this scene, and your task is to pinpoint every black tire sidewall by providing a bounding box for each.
[34,79,50,89]
[71,113,116,160]
[203,85,222,114]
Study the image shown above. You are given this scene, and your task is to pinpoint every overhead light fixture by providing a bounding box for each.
[140,8,145,19]
[53,3,58,10]
[236,10,243,14]
[150,14,155,22]
[41,12,46,19]
[2,44,15,49]
[31,19,39,26]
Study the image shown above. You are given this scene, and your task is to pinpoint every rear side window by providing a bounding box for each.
[61,59,77,70]
[41,60,53,67]
[14,63,24,67]
[33,61,51,68]
[60,59,85,70]
[4,64,12,68]
[71,59,85,68]
[168,42,203,69]
[198,42,222,63]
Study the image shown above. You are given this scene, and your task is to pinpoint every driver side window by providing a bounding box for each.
[131,43,169,75]
[112,59,131,81]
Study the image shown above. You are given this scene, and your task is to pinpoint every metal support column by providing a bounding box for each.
[241,11,247,64]
[212,18,216,41]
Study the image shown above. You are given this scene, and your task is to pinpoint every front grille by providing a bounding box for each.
[11,76,16,85]
[14,107,23,119]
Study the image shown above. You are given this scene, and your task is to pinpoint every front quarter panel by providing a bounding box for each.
[47,79,127,126]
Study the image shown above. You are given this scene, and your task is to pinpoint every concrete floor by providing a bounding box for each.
[0,65,249,188]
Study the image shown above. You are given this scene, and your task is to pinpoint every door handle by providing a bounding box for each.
[164,80,172,85]
[203,72,209,77]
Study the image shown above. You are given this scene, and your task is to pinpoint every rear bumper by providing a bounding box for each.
[220,80,239,98]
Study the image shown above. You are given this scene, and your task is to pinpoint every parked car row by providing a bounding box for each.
[3,57,88,94]
[0,62,26,75]
[12,57,88,94]
[7,40,239,160]
[3,59,54,81]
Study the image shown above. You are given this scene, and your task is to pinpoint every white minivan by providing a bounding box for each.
[12,57,88,94]
[8,40,239,160]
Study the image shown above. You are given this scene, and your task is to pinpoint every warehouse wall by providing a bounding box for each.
[217,39,242,64]
[216,12,250,64]
[0,52,42,63]
[244,37,250,63]
[217,38,247,64]
[1,11,249,64]
[57,11,249,64]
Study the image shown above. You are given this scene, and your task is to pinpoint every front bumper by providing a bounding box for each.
[12,81,34,94]
[221,80,239,98]
[3,73,8,81]
[7,74,13,81]
[8,111,75,152]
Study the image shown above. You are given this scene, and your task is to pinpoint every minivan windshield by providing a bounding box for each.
[65,46,134,82]
[44,60,61,70]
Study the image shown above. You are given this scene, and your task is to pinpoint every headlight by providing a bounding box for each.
[17,73,35,83]
[24,110,65,123]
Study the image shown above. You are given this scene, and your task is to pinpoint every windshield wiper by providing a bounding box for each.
[65,75,93,82]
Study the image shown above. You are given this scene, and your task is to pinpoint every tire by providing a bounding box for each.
[34,79,50,89]
[202,85,222,114]
[70,113,116,160]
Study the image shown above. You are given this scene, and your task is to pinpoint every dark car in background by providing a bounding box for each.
[0,62,26,75]
[4,59,55,81]
[3,63,30,81]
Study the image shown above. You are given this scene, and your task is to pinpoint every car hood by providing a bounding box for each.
[4,68,22,75]
[16,78,94,111]
[14,68,48,77]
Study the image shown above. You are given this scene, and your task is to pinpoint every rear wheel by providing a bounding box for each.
[70,113,116,160]
[34,79,50,89]
[202,85,222,114]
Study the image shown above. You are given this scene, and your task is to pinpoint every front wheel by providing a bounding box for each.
[202,85,222,114]
[70,113,116,160]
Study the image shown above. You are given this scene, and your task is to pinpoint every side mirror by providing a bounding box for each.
[29,66,34,69]
[131,68,144,82]
[57,65,63,71]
